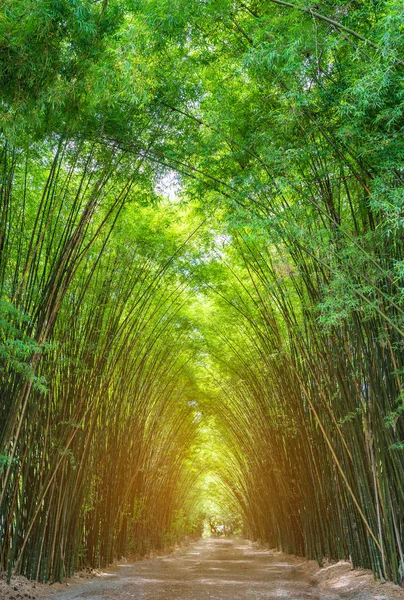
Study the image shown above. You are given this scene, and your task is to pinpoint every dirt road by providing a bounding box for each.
[46,538,404,600]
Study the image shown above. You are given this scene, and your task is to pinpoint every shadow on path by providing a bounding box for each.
[46,537,378,600]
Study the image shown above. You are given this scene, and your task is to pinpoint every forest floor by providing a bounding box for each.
[3,537,404,600]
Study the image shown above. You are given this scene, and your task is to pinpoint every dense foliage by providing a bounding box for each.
[1,0,404,586]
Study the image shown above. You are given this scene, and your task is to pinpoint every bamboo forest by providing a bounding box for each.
[1,1,404,598]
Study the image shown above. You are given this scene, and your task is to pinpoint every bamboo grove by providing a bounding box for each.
[2,0,404,588]
[0,136,205,580]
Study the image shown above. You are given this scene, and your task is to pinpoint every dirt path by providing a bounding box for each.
[46,538,404,600]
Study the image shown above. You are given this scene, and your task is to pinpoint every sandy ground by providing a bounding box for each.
[3,538,404,600]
